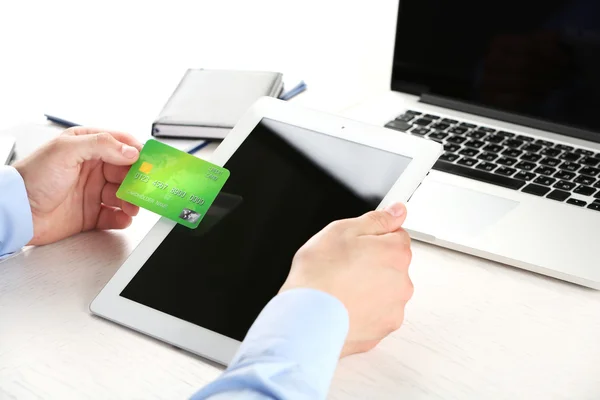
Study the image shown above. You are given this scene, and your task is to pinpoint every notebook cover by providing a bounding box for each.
[152,69,283,139]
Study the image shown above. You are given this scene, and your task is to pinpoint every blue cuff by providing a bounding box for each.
[0,166,33,256]
[233,288,349,383]
[193,288,349,400]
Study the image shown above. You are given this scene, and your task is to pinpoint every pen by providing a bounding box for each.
[43,114,210,155]
[279,81,307,101]
[44,114,80,128]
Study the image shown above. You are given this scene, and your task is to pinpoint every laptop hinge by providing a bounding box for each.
[420,93,600,145]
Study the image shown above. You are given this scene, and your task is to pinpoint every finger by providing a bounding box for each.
[96,205,133,230]
[103,164,131,183]
[101,183,139,217]
[121,202,140,217]
[67,132,140,166]
[349,203,407,236]
[63,127,143,150]
[101,183,121,207]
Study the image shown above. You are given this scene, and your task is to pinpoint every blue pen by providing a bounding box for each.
[279,81,307,101]
[43,114,210,155]
[44,114,80,128]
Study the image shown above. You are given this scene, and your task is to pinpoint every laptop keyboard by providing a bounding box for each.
[385,110,600,212]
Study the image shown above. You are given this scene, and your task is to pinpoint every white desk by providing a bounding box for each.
[2,1,600,399]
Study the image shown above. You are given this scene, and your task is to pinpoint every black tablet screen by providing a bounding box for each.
[120,118,412,341]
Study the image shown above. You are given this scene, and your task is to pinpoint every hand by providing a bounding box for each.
[280,203,413,357]
[13,127,143,245]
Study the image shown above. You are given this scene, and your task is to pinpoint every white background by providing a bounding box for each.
[0,0,397,135]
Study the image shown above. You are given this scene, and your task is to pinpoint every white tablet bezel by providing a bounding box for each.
[90,97,442,365]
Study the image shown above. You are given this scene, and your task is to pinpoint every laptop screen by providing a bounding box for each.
[392,0,600,139]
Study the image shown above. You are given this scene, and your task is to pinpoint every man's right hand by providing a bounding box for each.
[280,202,413,357]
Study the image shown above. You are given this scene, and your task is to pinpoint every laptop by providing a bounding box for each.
[344,1,600,288]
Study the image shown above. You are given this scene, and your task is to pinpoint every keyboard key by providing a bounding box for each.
[534,166,556,176]
[595,180,600,189]
[433,161,526,190]
[580,166,600,176]
[555,144,574,151]
[594,191,600,199]
[497,156,517,166]
[560,162,581,172]
[396,114,415,122]
[447,135,467,144]
[459,147,479,157]
[478,152,498,162]
[459,122,477,129]
[559,152,580,162]
[467,130,487,139]
[406,110,422,115]
[587,203,600,211]
[574,175,596,186]
[575,148,594,156]
[465,140,485,149]
[540,148,561,157]
[497,131,516,137]
[385,120,411,131]
[522,184,551,196]
[580,156,600,166]
[414,118,434,126]
[428,131,449,141]
[411,127,430,136]
[431,122,450,131]
[534,176,556,186]
[515,135,534,142]
[547,190,570,202]
[478,127,496,133]
[535,139,554,147]
[444,143,460,152]
[521,153,542,162]
[448,126,468,135]
[567,198,586,207]
[554,170,576,180]
[441,118,457,124]
[540,157,560,167]
[476,162,497,172]
[574,185,596,196]
[522,144,542,153]
[496,166,517,176]
[555,180,576,191]
[424,114,440,120]
[483,144,503,153]
[504,139,524,148]
[486,135,504,144]
[515,161,536,171]
[503,148,523,158]
[440,153,459,162]
[514,171,536,181]
[457,157,478,167]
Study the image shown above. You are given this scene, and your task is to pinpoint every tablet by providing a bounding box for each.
[90,97,442,365]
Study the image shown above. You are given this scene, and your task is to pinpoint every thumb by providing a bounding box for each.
[68,132,140,166]
[352,202,407,236]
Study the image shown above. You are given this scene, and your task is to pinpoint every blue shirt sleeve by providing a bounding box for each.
[0,166,33,256]
[191,288,349,400]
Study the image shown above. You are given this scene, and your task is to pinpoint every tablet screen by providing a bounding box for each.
[121,118,412,341]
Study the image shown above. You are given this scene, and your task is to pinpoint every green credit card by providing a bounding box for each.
[116,139,230,229]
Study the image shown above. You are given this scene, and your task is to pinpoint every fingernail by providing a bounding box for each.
[384,203,405,217]
[122,145,139,158]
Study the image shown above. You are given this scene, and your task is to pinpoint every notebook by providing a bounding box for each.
[151,69,283,140]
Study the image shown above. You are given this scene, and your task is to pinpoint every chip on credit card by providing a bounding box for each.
[116,139,230,229]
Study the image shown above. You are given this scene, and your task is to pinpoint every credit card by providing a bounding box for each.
[116,139,230,229]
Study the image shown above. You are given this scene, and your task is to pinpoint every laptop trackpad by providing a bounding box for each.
[405,180,519,239]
